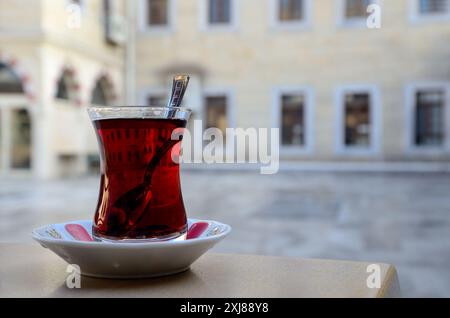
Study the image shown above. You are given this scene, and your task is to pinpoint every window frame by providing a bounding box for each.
[405,82,450,154]
[272,86,315,155]
[269,0,312,31]
[202,88,236,131]
[139,0,175,34]
[335,85,381,156]
[139,87,168,106]
[409,0,450,23]
[337,0,381,28]
[200,0,238,32]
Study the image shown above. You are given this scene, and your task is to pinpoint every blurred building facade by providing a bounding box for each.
[1,0,450,178]
[134,0,450,164]
[0,0,126,178]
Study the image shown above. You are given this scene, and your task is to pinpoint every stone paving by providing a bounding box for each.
[1,170,450,297]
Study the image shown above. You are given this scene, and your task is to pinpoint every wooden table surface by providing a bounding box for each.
[0,243,400,298]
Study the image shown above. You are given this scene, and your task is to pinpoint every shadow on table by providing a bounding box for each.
[49,268,209,297]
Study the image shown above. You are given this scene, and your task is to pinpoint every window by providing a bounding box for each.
[103,0,112,24]
[344,93,371,147]
[279,0,304,22]
[87,154,100,174]
[414,90,445,146]
[10,109,31,169]
[345,0,375,18]
[339,0,378,25]
[271,0,310,28]
[407,83,449,152]
[201,0,236,30]
[281,94,305,146]
[336,86,379,154]
[0,108,32,171]
[103,0,121,45]
[274,87,313,152]
[147,95,167,107]
[140,89,167,106]
[147,0,169,26]
[91,76,114,106]
[141,0,173,31]
[91,82,108,106]
[56,77,69,100]
[55,69,78,103]
[0,111,2,171]
[209,0,231,24]
[0,63,23,94]
[58,154,79,178]
[410,0,450,21]
[205,96,228,134]
[419,0,449,14]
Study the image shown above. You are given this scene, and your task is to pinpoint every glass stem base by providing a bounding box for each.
[92,226,187,243]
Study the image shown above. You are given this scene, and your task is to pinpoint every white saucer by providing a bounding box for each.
[32,219,231,279]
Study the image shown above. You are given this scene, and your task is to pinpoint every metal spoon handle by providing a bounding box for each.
[167,75,190,108]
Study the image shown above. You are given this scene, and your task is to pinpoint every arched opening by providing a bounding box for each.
[55,68,78,102]
[0,62,31,172]
[0,62,24,94]
[91,76,115,106]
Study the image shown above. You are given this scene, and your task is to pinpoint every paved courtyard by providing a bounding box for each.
[1,170,450,297]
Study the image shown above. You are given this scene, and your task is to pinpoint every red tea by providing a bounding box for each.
[92,118,188,240]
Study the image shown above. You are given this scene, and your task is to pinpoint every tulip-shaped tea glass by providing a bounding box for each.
[87,106,191,242]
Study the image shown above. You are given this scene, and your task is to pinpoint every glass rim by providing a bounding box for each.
[87,105,192,111]
[87,105,192,121]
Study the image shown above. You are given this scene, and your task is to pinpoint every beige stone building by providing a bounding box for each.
[0,0,126,178]
[1,0,450,179]
[133,0,450,165]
